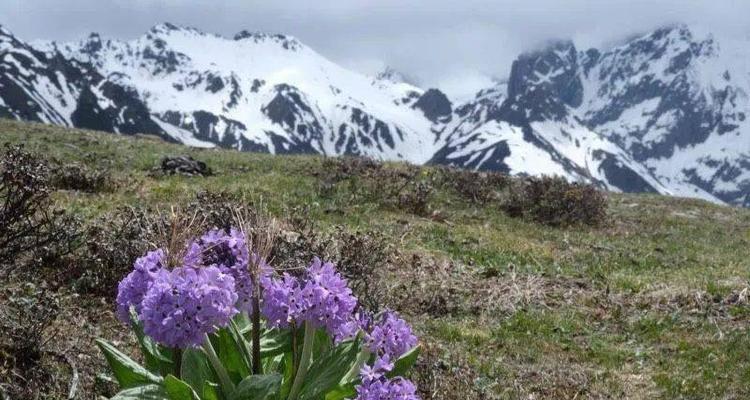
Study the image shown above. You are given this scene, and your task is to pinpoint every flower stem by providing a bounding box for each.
[251,294,262,374]
[203,333,235,394]
[173,348,182,378]
[287,322,315,400]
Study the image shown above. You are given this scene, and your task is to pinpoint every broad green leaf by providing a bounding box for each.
[110,384,167,400]
[228,373,282,400]
[387,346,421,379]
[259,328,293,357]
[213,329,250,382]
[164,375,201,400]
[262,353,285,375]
[96,339,163,389]
[324,383,356,400]
[203,382,221,400]
[298,338,361,400]
[228,319,254,372]
[312,327,333,356]
[180,349,216,396]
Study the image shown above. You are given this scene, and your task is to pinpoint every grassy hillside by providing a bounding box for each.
[1,118,750,399]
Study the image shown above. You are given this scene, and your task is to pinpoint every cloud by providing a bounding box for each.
[2,0,748,98]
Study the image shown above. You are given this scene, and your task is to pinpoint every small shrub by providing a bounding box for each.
[0,144,81,277]
[330,227,390,311]
[438,167,510,204]
[398,180,434,216]
[71,207,157,297]
[0,286,61,399]
[316,156,383,198]
[315,157,436,216]
[503,175,607,227]
[187,190,252,232]
[51,162,113,192]
[0,287,59,371]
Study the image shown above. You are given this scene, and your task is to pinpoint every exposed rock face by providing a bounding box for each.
[413,89,453,123]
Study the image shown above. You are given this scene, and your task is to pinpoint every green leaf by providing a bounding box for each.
[110,384,167,400]
[203,382,221,400]
[313,328,332,356]
[278,352,295,400]
[259,328,293,358]
[298,338,361,400]
[228,373,282,400]
[228,319,254,372]
[387,346,421,378]
[324,384,356,400]
[180,349,216,396]
[213,329,250,383]
[164,375,201,400]
[96,339,163,389]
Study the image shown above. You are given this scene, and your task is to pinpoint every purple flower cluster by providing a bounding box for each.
[365,311,418,361]
[140,266,238,348]
[355,357,420,400]
[333,311,373,343]
[187,229,257,313]
[116,229,248,348]
[115,249,166,324]
[262,257,357,335]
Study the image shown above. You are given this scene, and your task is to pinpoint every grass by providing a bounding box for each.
[2,118,750,399]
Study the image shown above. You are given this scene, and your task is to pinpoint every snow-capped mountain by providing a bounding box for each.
[1,23,749,206]
[437,26,750,205]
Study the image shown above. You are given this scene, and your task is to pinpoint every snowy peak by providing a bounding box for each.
[435,23,748,205]
[233,30,302,51]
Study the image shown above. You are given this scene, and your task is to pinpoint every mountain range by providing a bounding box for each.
[1,23,748,206]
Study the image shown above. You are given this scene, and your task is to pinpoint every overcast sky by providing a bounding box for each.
[2,0,749,98]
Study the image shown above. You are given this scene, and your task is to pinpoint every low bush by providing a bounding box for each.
[437,167,510,204]
[503,175,607,227]
[0,286,61,398]
[51,162,113,192]
[72,191,256,298]
[0,144,81,277]
[71,207,157,297]
[398,180,434,216]
[316,157,436,216]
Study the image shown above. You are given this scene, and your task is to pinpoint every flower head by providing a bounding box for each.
[261,258,357,336]
[299,258,358,333]
[333,310,373,343]
[365,311,418,361]
[194,229,249,269]
[115,249,166,324]
[355,358,419,400]
[139,266,238,348]
[261,272,301,328]
[187,229,259,313]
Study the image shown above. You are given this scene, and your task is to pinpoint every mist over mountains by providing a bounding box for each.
[1,23,749,205]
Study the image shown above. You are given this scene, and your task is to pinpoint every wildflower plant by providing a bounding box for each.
[98,225,421,400]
